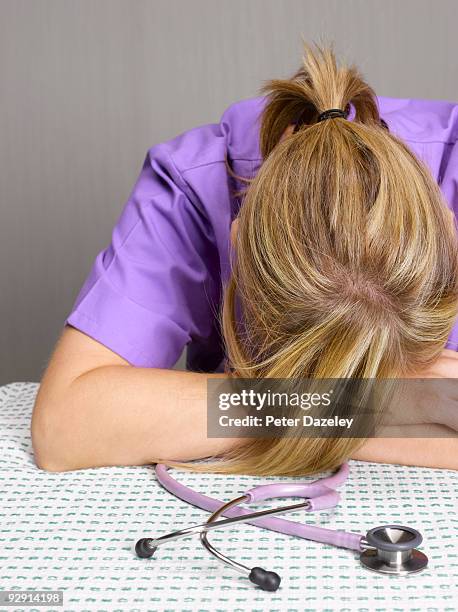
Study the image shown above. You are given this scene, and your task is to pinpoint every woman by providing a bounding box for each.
[31,42,458,474]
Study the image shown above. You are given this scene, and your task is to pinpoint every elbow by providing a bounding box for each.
[35,457,73,473]
[33,444,74,473]
[31,395,75,473]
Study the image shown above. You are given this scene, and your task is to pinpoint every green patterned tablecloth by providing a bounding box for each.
[0,382,457,612]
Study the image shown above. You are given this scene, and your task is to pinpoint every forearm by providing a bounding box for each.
[351,425,458,470]
[33,366,241,472]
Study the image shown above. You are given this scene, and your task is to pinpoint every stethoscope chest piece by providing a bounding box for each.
[360,525,428,575]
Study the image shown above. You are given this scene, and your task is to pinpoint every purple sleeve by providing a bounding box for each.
[442,138,458,350]
[64,144,220,368]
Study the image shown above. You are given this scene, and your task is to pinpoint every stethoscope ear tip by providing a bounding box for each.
[249,567,281,591]
[134,537,157,559]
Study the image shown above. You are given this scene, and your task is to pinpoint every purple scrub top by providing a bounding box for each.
[65,95,458,372]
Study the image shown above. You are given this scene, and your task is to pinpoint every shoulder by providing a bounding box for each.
[378,95,458,144]
[139,96,266,233]
[146,95,266,177]
[377,96,458,194]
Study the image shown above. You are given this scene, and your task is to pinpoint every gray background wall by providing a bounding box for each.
[1,0,457,385]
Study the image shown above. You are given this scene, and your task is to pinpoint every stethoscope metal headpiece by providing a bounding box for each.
[360,525,428,575]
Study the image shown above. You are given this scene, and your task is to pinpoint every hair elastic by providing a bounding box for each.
[317,107,349,122]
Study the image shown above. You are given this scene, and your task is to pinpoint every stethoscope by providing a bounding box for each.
[135,462,428,592]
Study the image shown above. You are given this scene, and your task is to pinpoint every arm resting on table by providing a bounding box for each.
[31,327,458,472]
[31,325,240,472]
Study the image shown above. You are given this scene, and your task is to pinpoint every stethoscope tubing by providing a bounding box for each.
[154,462,363,551]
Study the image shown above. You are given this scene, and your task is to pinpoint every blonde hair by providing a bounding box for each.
[161,40,458,476]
